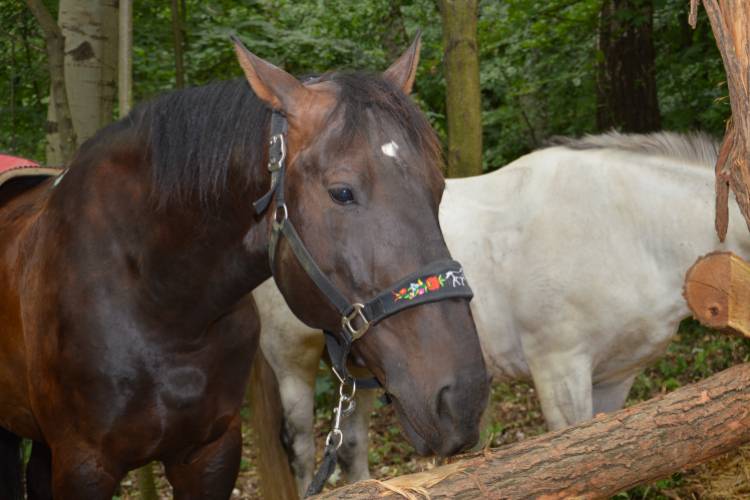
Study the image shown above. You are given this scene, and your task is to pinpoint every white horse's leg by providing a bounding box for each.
[277,371,319,497]
[337,364,375,485]
[527,355,593,431]
[592,375,636,416]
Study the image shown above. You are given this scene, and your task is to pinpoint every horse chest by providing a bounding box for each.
[156,365,209,409]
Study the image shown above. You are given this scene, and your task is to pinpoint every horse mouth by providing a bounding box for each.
[388,394,436,457]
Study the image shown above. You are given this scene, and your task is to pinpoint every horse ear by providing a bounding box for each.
[231,35,307,111]
[382,29,422,94]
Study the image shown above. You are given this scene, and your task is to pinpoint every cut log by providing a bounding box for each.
[310,362,750,500]
[684,251,750,338]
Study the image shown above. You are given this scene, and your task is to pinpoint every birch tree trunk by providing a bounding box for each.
[438,0,482,178]
[46,0,118,165]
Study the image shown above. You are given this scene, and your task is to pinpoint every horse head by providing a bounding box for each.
[234,34,490,457]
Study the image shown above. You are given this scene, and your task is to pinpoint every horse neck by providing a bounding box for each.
[51,133,273,336]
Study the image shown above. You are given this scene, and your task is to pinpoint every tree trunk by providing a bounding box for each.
[596,0,661,133]
[380,0,409,63]
[438,0,482,178]
[170,0,184,89]
[119,0,133,118]
[45,0,118,165]
[310,362,750,499]
[701,1,750,237]
[24,0,77,164]
[136,464,159,500]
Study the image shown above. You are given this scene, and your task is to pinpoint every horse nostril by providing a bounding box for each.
[435,380,457,420]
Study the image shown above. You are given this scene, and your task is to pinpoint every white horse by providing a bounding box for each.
[251,131,750,497]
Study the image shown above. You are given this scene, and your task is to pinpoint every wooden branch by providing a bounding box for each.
[311,362,750,500]
[0,27,45,53]
[23,0,77,162]
[684,251,750,338]
[700,1,750,236]
[689,0,698,29]
[715,122,734,242]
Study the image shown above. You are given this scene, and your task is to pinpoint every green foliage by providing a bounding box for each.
[314,360,334,419]
[611,473,684,500]
[628,318,750,405]
[0,0,58,162]
[0,0,733,172]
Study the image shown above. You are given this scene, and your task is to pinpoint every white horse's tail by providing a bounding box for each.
[248,348,299,500]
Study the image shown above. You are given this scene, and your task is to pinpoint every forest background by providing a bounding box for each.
[0,0,732,172]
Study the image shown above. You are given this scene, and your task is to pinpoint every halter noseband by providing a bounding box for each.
[254,111,474,395]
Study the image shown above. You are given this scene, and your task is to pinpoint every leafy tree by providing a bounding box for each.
[0,0,731,170]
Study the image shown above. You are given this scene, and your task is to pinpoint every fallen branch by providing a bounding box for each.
[311,362,750,499]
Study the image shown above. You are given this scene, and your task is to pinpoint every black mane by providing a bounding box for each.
[123,71,443,207]
[128,78,271,207]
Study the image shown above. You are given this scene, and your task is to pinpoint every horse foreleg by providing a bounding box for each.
[163,413,242,500]
[592,375,636,416]
[338,364,375,485]
[527,354,593,431]
[26,441,53,500]
[277,372,318,496]
[49,443,123,500]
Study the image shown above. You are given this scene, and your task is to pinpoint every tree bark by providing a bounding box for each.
[438,0,482,178]
[136,463,159,500]
[698,1,750,237]
[310,362,750,499]
[596,0,661,133]
[44,0,118,165]
[24,0,77,164]
[170,0,184,89]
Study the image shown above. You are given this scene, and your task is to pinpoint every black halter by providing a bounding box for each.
[255,111,474,394]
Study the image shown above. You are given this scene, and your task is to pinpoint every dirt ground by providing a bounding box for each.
[112,319,750,500]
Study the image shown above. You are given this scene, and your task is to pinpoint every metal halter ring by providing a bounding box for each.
[326,429,343,449]
[271,203,288,222]
[268,133,286,171]
[342,303,371,340]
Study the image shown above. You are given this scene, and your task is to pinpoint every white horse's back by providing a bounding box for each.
[442,132,750,427]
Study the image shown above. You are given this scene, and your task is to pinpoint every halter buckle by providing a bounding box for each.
[342,303,370,340]
[268,133,286,171]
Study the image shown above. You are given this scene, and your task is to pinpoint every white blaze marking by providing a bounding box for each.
[381,141,399,158]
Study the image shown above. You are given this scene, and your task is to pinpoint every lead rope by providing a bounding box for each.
[304,373,356,497]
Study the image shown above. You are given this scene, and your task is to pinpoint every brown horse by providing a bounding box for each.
[0,34,489,500]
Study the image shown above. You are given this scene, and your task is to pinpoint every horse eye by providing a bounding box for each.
[329,187,355,204]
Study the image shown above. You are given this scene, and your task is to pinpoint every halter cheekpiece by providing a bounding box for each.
[255,111,474,496]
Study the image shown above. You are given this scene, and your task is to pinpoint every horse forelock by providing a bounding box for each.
[544,131,721,168]
[317,71,445,194]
